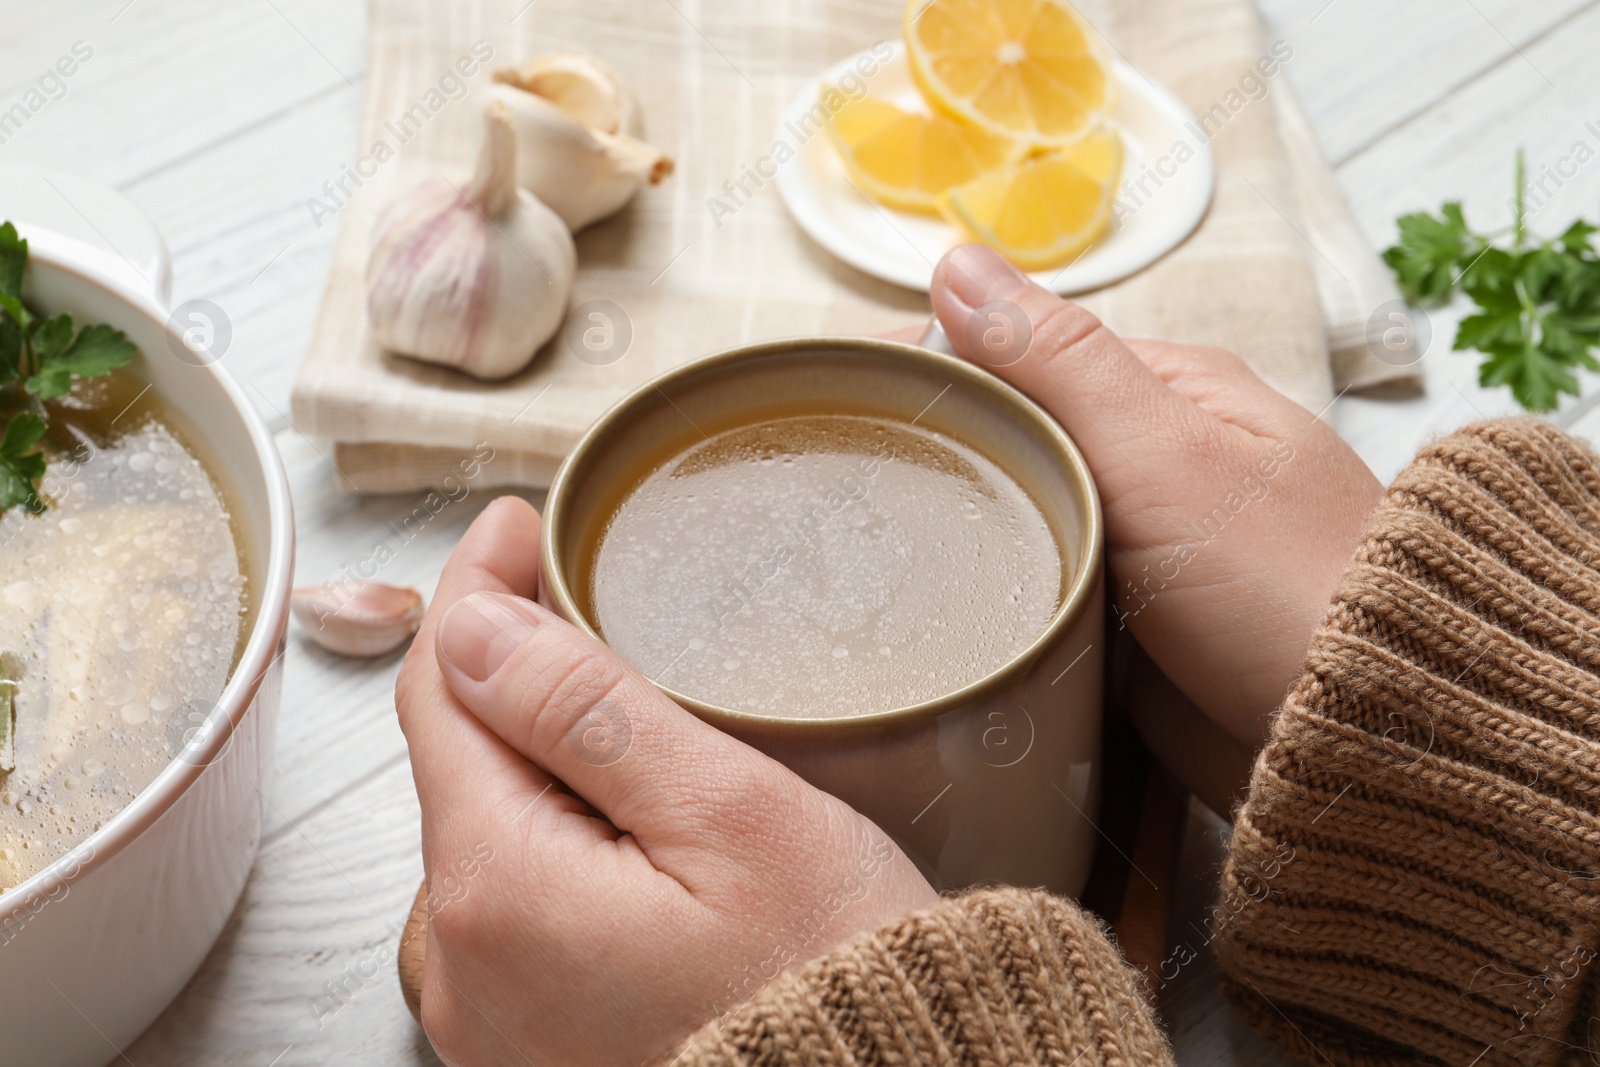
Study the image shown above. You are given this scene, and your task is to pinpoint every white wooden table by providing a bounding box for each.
[3,1,1598,1063]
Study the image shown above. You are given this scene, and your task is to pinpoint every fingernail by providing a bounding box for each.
[936,244,1031,308]
[439,592,542,683]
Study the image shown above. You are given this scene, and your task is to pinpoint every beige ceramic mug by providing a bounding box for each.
[541,334,1105,895]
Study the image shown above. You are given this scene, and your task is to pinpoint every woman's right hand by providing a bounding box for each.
[928,245,1385,757]
[395,501,939,1067]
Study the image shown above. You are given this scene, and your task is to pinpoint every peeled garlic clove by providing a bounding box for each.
[292,581,426,658]
[486,74,673,232]
[367,102,577,379]
[493,52,636,136]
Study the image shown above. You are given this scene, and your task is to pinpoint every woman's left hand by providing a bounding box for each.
[395,497,938,1067]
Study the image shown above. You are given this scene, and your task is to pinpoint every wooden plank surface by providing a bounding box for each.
[4,0,1599,1062]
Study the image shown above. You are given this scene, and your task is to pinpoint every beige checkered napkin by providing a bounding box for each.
[292,0,1414,494]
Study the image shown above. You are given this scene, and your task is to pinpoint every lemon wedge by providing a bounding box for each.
[939,126,1122,270]
[824,86,1025,213]
[905,0,1112,147]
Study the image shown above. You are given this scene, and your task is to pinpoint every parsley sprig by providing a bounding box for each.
[0,221,136,514]
[1383,152,1600,413]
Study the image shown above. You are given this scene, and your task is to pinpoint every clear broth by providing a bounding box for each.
[0,372,249,890]
[583,412,1063,718]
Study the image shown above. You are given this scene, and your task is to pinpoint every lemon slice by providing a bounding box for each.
[939,126,1122,270]
[905,0,1112,146]
[824,86,1025,213]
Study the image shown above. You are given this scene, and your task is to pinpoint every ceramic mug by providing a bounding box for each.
[541,335,1105,895]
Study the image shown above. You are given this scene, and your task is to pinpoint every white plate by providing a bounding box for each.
[775,43,1214,294]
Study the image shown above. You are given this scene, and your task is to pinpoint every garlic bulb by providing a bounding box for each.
[486,55,673,232]
[366,102,576,379]
[292,581,425,658]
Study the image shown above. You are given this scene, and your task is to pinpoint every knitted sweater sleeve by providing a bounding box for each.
[675,887,1173,1067]
[1217,419,1600,1067]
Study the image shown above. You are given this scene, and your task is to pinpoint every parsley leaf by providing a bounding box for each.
[1382,203,1479,304]
[0,223,32,337]
[0,314,21,385]
[0,222,27,304]
[0,221,144,513]
[0,412,48,514]
[1383,151,1600,413]
[26,320,136,400]
[1559,219,1598,255]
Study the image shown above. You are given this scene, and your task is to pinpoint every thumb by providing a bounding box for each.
[433,590,815,856]
[930,244,1202,501]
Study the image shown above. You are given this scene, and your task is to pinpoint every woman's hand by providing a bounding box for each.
[395,497,937,1067]
[396,243,1383,1066]
[926,245,1385,752]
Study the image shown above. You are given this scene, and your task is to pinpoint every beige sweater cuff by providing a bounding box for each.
[1218,418,1600,1066]
[675,886,1172,1067]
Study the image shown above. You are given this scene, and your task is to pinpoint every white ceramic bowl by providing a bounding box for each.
[0,228,294,1067]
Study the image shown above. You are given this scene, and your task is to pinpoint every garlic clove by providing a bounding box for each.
[292,581,426,658]
[485,82,674,232]
[493,52,637,137]
[366,102,577,379]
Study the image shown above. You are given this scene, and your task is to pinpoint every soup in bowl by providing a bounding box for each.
[0,226,293,1067]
